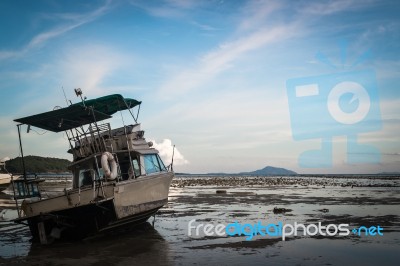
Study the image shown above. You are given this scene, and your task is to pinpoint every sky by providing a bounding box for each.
[0,0,399,174]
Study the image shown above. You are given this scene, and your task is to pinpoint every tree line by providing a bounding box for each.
[4,156,71,174]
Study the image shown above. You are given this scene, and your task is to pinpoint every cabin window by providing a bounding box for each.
[143,154,166,174]
[79,169,94,187]
[98,168,105,179]
[12,181,41,199]
[131,159,141,177]
[119,162,130,180]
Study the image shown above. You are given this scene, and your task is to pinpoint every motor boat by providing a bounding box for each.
[12,91,174,244]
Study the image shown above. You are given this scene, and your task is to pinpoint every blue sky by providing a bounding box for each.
[0,0,399,174]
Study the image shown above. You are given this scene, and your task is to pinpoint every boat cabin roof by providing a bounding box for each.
[14,94,141,132]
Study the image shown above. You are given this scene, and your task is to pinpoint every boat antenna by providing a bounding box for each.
[74,88,87,106]
[62,86,70,106]
[170,144,175,171]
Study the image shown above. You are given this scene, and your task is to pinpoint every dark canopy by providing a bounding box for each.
[14,94,141,132]
[71,94,141,115]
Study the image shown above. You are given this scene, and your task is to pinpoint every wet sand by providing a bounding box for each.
[1,175,400,265]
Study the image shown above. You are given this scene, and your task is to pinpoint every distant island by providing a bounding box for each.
[179,166,298,176]
[4,156,71,174]
[377,172,400,175]
[238,166,297,176]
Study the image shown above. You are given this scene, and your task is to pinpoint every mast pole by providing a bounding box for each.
[17,124,27,181]
[171,145,175,172]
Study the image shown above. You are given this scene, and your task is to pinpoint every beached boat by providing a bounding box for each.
[12,91,174,244]
[0,174,11,191]
[0,161,12,191]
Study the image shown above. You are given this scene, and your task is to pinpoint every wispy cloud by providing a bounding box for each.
[298,0,376,15]
[131,0,202,18]
[157,2,300,97]
[0,0,112,61]
[58,44,129,96]
[154,0,386,99]
[237,0,282,32]
[190,21,219,31]
[165,0,198,9]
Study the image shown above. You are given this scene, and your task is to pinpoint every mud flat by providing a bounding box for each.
[1,175,399,265]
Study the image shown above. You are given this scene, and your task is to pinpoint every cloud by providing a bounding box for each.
[154,0,386,100]
[298,0,376,15]
[1,157,10,163]
[190,21,219,31]
[158,23,299,98]
[155,0,302,98]
[237,1,282,32]
[165,0,199,9]
[145,87,293,163]
[131,0,201,19]
[151,139,189,166]
[0,0,112,61]
[58,44,129,96]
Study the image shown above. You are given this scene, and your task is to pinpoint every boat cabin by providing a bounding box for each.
[69,149,168,189]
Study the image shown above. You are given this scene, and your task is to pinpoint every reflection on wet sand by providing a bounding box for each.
[1,222,172,266]
[28,223,172,266]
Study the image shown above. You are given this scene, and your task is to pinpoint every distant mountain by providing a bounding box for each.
[376,172,400,175]
[238,166,297,176]
[4,156,71,174]
[206,166,297,176]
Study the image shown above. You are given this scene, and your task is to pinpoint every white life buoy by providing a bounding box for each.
[101,152,118,180]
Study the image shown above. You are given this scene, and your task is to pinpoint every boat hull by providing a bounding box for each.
[0,174,11,191]
[17,172,174,243]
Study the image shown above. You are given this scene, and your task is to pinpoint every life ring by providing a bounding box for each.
[101,152,118,180]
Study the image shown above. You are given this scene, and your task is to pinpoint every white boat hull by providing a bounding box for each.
[16,172,174,242]
[0,174,11,191]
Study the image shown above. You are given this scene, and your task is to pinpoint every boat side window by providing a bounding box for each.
[119,162,130,180]
[131,159,141,177]
[143,154,162,175]
[79,169,93,187]
[98,168,104,179]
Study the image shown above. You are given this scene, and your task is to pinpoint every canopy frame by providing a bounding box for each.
[14,94,141,133]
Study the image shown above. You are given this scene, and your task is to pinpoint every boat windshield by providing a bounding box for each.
[143,154,167,175]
